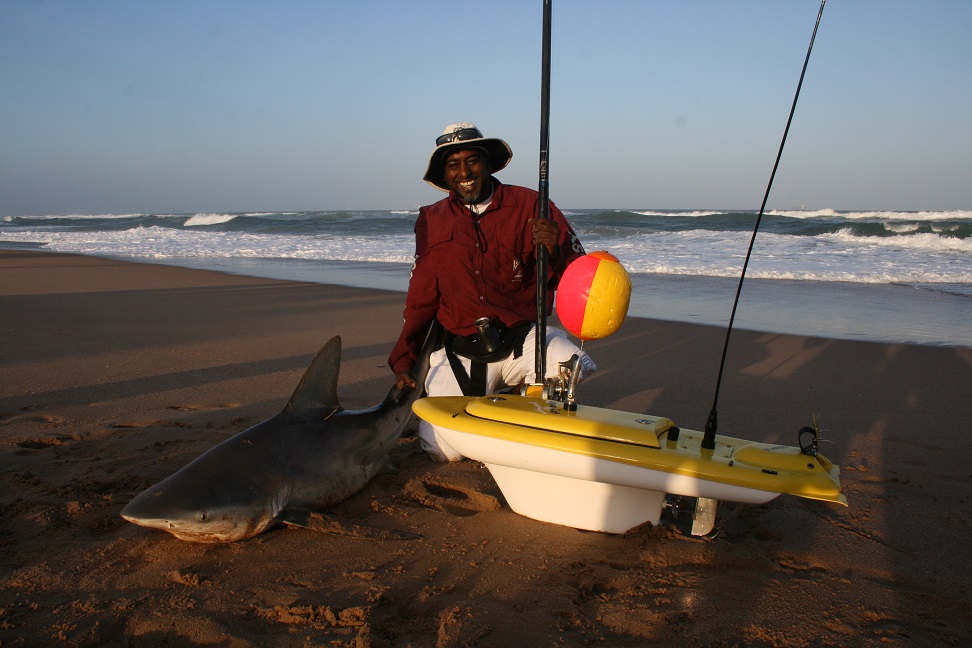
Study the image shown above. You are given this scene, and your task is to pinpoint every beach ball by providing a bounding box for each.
[556,251,631,340]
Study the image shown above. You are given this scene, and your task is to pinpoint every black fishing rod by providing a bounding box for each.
[534,0,553,385]
[701,0,828,451]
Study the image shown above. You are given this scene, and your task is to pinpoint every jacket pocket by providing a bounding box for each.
[496,244,528,291]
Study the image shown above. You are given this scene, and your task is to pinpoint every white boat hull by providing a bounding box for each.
[440,427,779,534]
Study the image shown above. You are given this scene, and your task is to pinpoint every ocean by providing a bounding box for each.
[2,208,970,347]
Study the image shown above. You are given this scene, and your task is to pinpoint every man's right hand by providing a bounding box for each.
[396,371,418,391]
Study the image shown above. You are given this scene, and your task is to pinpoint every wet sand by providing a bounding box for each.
[2,250,971,646]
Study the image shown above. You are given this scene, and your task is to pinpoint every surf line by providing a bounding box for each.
[703,0,829,450]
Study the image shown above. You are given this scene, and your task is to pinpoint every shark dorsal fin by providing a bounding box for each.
[286,336,343,416]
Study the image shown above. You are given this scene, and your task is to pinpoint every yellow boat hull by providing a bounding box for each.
[412,394,846,534]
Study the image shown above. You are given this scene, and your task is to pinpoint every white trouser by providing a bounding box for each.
[419,325,596,462]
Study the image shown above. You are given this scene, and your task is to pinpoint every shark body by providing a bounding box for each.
[121,332,433,543]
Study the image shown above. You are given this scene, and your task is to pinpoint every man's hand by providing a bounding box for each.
[396,371,418,391]
[529,217,560,261]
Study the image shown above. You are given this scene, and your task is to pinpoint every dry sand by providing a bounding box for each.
[1,250,971,647]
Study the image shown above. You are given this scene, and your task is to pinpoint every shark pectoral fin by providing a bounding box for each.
[280,510,421,541]
[378,458,401,476]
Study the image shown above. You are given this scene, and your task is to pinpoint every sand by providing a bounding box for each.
[1,249,970,647]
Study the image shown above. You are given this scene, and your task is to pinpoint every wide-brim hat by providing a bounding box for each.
[423,123,513,192]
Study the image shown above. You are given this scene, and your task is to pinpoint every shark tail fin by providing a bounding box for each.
[384,320,443,404]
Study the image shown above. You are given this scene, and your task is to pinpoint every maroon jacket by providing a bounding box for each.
[388,180,585,376]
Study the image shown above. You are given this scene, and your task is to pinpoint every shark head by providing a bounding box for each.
[119,423,293,542]
[120,490,280,543]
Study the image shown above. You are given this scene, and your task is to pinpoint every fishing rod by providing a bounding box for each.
[701,0,828,451]
[534,0,553,385]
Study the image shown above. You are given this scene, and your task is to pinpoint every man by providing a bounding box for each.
[389,123,596,461]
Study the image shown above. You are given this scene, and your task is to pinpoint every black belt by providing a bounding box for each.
[444,321,531,396]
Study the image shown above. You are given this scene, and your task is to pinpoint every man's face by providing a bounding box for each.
[443,148,492,204]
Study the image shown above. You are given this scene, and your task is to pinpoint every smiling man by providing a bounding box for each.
[388,123,596,462]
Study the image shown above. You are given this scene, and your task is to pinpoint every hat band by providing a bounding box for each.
[435,127,484,147]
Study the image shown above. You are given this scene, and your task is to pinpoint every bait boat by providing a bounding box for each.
[412,393,845,535]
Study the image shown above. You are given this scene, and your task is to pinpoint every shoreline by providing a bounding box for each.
[2,249,971,645]
[4,244,969,348]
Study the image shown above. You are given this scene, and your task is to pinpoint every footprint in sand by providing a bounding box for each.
[111,419,193,429]
[7,409,74,448]
[404,477,501,517]
[1,409,65,428]
[777,555,829,574]
[166,403,240,412]
[111,404,240,430]
[111,421,156,429]
[13,433,72,449]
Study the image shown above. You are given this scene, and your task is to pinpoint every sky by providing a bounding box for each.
[1,0,970,215]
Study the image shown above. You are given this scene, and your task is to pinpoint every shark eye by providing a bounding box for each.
[198,512,208,522]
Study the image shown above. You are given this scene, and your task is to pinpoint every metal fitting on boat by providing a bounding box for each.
[543,354,583,411]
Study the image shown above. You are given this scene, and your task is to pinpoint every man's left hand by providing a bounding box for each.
[529,218,559,261]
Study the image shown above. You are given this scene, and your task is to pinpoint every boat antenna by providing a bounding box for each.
[534,0,553,385]
[701,0,828,450]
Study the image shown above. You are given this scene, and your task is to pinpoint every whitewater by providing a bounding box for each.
[2,208,970,346]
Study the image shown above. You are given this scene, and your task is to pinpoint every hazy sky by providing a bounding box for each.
[2,0,969,214]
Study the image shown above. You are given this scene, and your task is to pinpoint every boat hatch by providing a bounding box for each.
[463,395,669,449]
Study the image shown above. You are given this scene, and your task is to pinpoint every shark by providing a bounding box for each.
[120,328,436,543]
